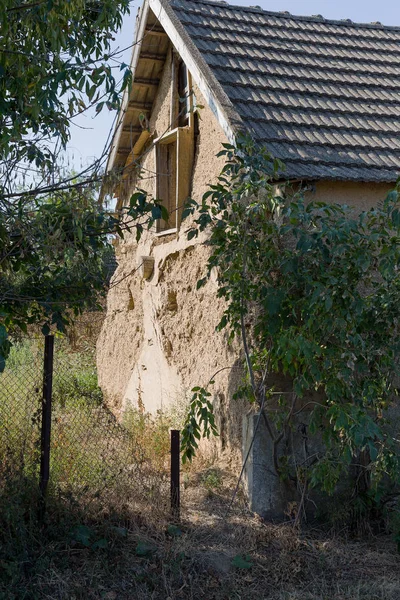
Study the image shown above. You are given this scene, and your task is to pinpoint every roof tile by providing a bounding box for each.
[170,0,400,181]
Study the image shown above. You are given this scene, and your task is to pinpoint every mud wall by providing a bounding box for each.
[97,52,246,458]
[311,180,392,210]
[97,46,394,459]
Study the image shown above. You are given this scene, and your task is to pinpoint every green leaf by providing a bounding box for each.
[0,325,7,346]
[160,204,169,221]
[72,525,92,547]
[187,229,198,241]
[231,554,253,569]
[41,324,50,336]
[136,541,156,557]
[167,524,182,537]
[92,538,108,550]
[112,526,128,538]
[196,277,207,290]
[151,205,162,220]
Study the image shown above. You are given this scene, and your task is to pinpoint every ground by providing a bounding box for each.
[1,338,399,599]
[3,464,399,600]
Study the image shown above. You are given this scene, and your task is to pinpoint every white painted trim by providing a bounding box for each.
[153,142,158,202]
[149,0,236,145]
[107,1,151,172]
[155,228,178,237]
[153,127,179,145]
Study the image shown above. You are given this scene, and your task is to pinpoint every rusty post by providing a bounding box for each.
[170,429,180,521]
[39,335,54,520]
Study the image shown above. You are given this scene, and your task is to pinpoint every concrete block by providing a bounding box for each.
[242,412,291,520]
[242,411,323,520]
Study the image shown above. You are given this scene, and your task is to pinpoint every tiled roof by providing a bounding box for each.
[168,0,400,182]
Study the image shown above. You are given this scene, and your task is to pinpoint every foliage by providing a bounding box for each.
[52,339,104,405]
[181,386,219,463]
[0,1,169,369]
[0,0,131,172]
[0,174,168,370]
[123,401,186,471]
[1,187,111,338]
[183,133,400,499]
[201,468,223,494]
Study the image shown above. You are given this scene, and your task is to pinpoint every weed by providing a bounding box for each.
[201,468,223,496]
[1,339,400,599]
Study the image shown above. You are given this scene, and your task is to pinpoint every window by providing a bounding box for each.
[156,137,177,232]
[177,60,190,127]
[154,56,194,235]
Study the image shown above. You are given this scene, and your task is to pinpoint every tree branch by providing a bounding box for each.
[7,1,45,11]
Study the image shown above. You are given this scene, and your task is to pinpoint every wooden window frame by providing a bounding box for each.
[154,58,195,237]
[154,124,195,237]
[155,129,178,234]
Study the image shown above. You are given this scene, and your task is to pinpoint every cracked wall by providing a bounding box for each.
[96,52,247,457]
[97,49,393,464]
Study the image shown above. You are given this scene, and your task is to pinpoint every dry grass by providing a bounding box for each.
[1,338,400,599]
[1,462,400,600]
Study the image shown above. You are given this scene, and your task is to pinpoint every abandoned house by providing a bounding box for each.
[97,0,400,516]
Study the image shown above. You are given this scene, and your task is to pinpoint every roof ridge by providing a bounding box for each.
[171,0,400,31]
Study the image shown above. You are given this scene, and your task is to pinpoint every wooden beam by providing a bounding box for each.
[122,125,142,134]
[133,77,160,87]
[123,130,151,175]
[128,101,152,110]
[139,52,166,62]
[132,130,150,158]
[117,148,133,155]
[145,26,167,36]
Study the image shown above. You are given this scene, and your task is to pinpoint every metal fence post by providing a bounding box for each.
[170,430,180,521]
[39,334,54,520]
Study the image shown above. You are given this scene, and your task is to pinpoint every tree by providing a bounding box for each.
[182,134,400,506]
[0,1,166,367]
[0,0,131,178]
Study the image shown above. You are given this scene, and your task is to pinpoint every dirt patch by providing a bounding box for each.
[2,449,400,600]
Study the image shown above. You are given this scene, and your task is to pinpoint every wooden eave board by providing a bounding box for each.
[113,15,170,171]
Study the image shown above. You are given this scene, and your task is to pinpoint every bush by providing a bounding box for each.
[183,134,400,515]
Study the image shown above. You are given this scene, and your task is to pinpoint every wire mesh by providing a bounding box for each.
[0,338,43,486]
[0,335,170,516]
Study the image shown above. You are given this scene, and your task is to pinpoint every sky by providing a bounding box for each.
[67,0,400,173]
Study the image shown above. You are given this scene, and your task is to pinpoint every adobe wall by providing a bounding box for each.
[312,180,393,210]
[97,53,246,459]
[97,46,395,468]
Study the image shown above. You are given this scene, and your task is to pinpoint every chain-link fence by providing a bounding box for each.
[0,339,43,488]
[0,335,172,519]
